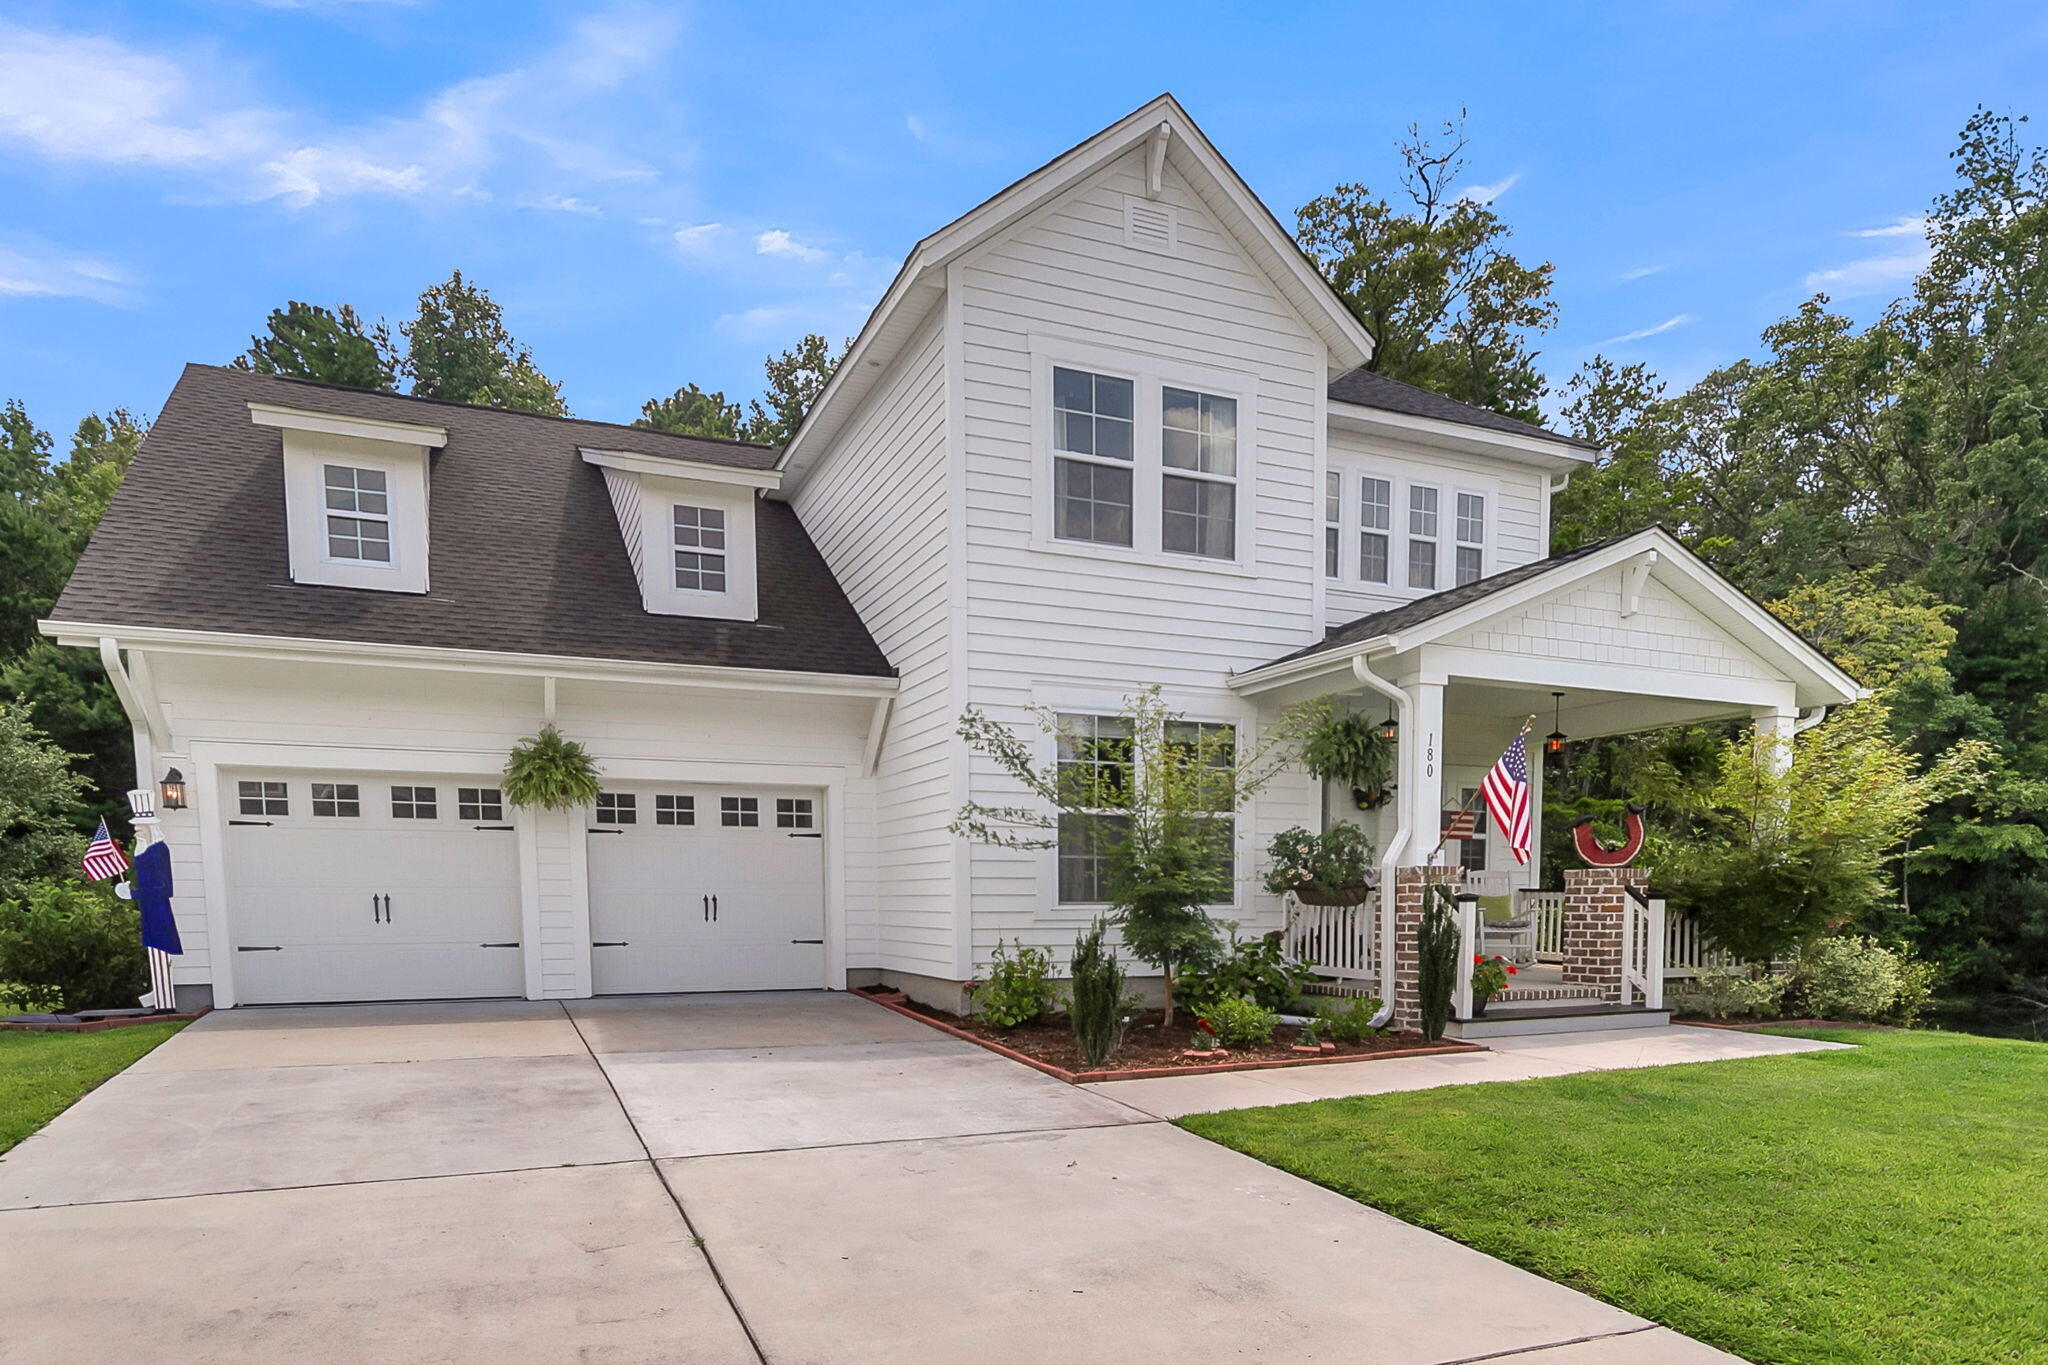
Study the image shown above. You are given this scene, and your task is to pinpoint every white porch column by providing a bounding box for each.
[1752,705,1797,777]
[1400,677,1446,865]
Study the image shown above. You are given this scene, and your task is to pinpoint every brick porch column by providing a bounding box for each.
[1559,866,1650,1002]
[1389,865,1461,1031]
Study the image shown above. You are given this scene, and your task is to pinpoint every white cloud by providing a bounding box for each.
[1458,172,1521,205]
[756,229,828,263]
[900,109,1002,161]
[1593,314,1694,348]
[716,305,803,338]
[524,194,601,215]
[0,241,135,305]
[1619,264,1666,282]
[1846,215,1929,239]
[0,9,682,208]
[905,114,929,142]
[673,222,724,252]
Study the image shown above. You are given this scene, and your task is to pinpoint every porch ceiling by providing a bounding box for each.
[1444,677,1757,742]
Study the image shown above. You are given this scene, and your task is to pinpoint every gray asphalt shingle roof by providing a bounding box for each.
[1327,369,1598,452]
[51,365,894,678]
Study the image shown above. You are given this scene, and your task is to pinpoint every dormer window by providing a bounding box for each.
[324,465,393,564]
[251,402,443,595]
[672,505,729,593]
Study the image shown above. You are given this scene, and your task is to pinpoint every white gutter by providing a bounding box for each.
[1348,655,1410,1030]
[97,637,161,798]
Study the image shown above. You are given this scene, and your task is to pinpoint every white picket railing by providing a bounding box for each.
[1622,886,1665,1009]
[1283,893,1379,983]
[1519,891,1567,959]
[1665,912,1741,977]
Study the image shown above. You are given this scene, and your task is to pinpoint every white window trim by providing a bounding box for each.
[1452,486,1492,586]
[278,430,431,594]
[320,463,397,570]
[1326,457,1499,602]
[669,503,731,598]
[1023,685,1254,919]
[1027,336,1262,578]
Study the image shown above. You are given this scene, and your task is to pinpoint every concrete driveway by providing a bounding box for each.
[0,993,1739,1363]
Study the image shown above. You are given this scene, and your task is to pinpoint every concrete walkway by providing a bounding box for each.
[0,993,1761,1364]
[1093,1022,1851,1118]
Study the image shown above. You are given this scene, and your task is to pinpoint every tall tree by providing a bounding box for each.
[742,333,847,446]
[1550,357,1696,552]
[636,383,744,440]
[401,271,568,416]
[233,301,398,391]
[1297,111,1557,422]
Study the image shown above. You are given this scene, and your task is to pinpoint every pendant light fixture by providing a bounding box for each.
[1545,693,1567,755]
[1377,708,1399,742]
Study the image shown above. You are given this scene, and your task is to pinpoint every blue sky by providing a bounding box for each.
[4,0,2047,442]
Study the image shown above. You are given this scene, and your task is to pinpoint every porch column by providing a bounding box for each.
[1399,678,1446,865]
[1559,865,1649,1002]
[1751,706,1797,777]
[1389,864,1461,1031]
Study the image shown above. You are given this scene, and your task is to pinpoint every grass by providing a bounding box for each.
[1180,1028,2048,1365]
[0,1022,185,1154]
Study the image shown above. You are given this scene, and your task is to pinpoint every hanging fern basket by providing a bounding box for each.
[501,726,602,810]
[1298,711,1396,793]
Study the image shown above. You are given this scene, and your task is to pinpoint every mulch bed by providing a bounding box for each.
[855,986,1482,1083]
[0,1007,211,1034]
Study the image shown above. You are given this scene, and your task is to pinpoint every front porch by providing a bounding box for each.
[1236,528,1866,1037]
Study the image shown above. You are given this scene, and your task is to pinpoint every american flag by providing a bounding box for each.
[1441,808,1477,840]
[1480,733,1533,866]
[81,818,129,882]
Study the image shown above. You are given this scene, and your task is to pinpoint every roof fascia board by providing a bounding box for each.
[39,620,898,699]
[580,447,781,491]
[1328,398,1594,469]
[248,402,448,448]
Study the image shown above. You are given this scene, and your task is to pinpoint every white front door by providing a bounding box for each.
[587,785,826,994]
[224,772,524,1004]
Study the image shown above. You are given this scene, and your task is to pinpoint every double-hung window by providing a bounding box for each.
[324,465,391,564]
[1167,719,1238,885]
[1455,493,1486,586]
[1054,714,1135,904]
[1407,485,1440,590]
[1324,471,1342,578]
[1052,367,1135,547]
[1359,476,1392,584]
[1160,387,1237,559]
[673,506,728,593]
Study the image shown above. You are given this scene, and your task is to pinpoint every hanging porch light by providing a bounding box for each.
[1377,709,1399,742]
[1544,693,1567,755]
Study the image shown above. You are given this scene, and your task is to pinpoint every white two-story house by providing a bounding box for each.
[45,95,1860,1013]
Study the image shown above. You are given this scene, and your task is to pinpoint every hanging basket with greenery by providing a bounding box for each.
[501,726,602,810]
[1295,705,1396,794]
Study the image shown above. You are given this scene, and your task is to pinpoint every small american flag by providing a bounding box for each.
[81,818,129,882]
[1441,808,1477,840]
[1480,733,1533,866]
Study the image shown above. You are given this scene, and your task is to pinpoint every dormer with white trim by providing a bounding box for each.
[581,446,778,622]
[251,403,446,595]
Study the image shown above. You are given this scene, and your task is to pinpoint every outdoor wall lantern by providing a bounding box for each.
[160,768,188,810]
[1377,710,1399,742]
[1544,693,1568,755]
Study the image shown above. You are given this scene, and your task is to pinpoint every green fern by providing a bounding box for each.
[501,726,602,810]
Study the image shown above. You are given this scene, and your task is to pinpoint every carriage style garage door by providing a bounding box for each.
[586,784,826,994]
[224,772,524,1005]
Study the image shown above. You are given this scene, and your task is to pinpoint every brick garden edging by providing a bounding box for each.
[857,989,1486,1084]
[0,1007,211,1034]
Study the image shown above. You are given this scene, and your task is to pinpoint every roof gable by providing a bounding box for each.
[779,94,1377,489]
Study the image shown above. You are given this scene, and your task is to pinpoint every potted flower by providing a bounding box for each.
[1470,954,1518,1016]
[1263,824,1377,906]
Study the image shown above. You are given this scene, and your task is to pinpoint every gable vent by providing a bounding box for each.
[1124,196,1179,255]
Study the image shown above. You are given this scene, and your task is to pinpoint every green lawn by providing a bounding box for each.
[0,1022,185,1154]
[1181,1028,2048,1365]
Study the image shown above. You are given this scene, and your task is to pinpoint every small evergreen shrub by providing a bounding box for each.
[0,880,148,1012]
[1415,885,1460,1040]
[1313,994,1384,1043]
[1068,918,1135,1066]
[970,939,1058,1030]
[1792,936,1935,1023]
[1177,927,1316,1015]
[1202,995,1279,1048]
[1672,967,1789,1020]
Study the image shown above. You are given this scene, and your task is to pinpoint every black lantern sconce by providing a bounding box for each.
[1544,693,1567,755]
[160,768,188,810]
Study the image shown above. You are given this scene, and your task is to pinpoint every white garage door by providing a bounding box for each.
[587,784,826,994]
[225,772,524,1005]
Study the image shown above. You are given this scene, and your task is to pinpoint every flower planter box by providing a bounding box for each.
[1293,885,1373,907]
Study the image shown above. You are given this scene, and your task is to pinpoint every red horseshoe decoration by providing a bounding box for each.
[1571,805,1646,867]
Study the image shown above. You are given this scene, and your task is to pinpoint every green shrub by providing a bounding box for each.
[1262,824,1376,900]
[1672,967,1789,1020]
[1416,885,1459,1040]
[1177,926,1315,1015]
[970,939,1058,1030]
[1313,993,1383,1043]
[0,880,147,1012]
[0,981,64,1014]
[1202,995,1278,1048]
[1068,918,1137,1066]
[1792,936,1934,1023]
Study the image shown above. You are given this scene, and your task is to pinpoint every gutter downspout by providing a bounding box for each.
[1349,655,1410,1029]
[1792,705,1829,735]
[98,637,162,797]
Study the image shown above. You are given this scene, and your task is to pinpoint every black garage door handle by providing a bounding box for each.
[790,938,823,945]
[593,941,629,947]
[787,832,822,839]
[474,824,515,831]
[238,945,283,952]
[229,820,274,827]
[479,942,520,948]
[587,828,624,835]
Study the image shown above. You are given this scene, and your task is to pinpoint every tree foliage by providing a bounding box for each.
[0,705,93,904]
[402,270,567,415]
[1297,111,1556,422]
[635,383,744,441]
[742,333,846,445]
[234,301,398,391]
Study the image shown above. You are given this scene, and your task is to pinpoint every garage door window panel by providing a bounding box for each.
[655,794,695,826]
[458,788,503,821]
[239,781,289,816]
[390,786,438,819]
[721,796,760,828]
[775,798,815,829]
[596,792,637,825]
[311,782,360,818]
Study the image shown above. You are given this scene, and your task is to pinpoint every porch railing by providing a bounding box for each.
[1665,912,1741,977]
[1621,885,1665,1009]
[1283,893,1379,984]
[1517,891,1567,959]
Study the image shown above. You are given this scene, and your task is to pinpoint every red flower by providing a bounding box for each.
[1196,1018,1216,1035]
[1473,954,1487,964]
[1507,964,1519,975]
